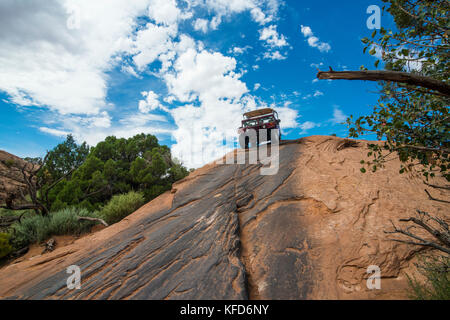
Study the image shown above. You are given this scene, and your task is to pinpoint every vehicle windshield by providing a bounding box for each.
[243,120,259,127]
[243,115,275,128]
[261,116,275,124]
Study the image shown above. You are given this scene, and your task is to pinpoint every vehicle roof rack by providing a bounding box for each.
[243,108,275,119]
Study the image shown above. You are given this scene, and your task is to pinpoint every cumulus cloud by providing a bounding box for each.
[259,25,287,48]
[263,50,287,60]
[193,18,209,33]
[299,121,319,134]
[0,0,154,115]
[250,7,272,25]
[39,127,70,137]
[139,91,165,113]
[303,90,324,100]
[163,46,298,167]
[230,46,252,55]
[148,0,184,25]
[165,49,248,103]
[259,24,289,60]
[330,105,347,124]
[1,0,297,168]
[300,24,331,53]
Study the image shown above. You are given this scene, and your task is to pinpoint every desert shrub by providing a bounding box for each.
[99,191,145,225]
[0,233,12,259]
[47,208,100,236]
[11,214,50,249]
[11,207,101,249]
[408,255,450,300]
[0,208,33,219]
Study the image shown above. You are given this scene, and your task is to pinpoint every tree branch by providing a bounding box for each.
[316,70,450,96]
[424,189,450,204]
[77,216,108,227]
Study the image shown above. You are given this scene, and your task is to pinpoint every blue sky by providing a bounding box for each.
[0,0,394,167]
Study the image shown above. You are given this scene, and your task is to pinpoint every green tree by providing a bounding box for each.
[50,134,189,210]
[318,0,449,180]
[316,0,449,300]
[0,136,87,215]
[42,134,89,181]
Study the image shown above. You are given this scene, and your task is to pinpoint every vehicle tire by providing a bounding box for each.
[239,134,250,149]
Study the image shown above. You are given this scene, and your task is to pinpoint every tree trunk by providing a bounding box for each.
[317,70,450,96]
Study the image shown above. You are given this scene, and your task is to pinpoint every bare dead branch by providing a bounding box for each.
[424,182,450,190]
[316,70,450,96]
[77,216,108,227]
[424,189,450,204]
[385,210,450,255]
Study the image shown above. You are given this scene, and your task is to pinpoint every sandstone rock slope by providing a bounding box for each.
[0,136,448,299]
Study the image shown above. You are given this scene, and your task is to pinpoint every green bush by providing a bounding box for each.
[11,214,51,249]
[0,233,12,259]
[48,208,100,236]
[99,191,145,225]
[407,255,450,300]
[11,208,101,249]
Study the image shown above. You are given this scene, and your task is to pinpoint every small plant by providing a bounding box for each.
[0,233,12,259]
[99,191,145,225]
[407,254,450,300]
[48,208,101,236]
[11,214,51,249]
[11,207,101,249]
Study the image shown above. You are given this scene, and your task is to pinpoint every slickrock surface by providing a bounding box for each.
[0,136,448,299]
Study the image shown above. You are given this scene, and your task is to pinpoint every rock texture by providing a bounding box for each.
[0,136,448,300]
[0,150,31,203]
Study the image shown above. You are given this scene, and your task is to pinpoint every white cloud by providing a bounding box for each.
[193,18,209,33]
[310,62,324,69]
[139,91,165,113]
[41,111,171,147]
[300,25,313,37]
[188,0,280,29]
[128,23,178,71]
[250,7,272,25]
[0,0,153,115]
[300,24,331,53]
[39,127,70,137]
[230,46,252,55]
[299,121,319,134]
[148,0,183,25]
[303,90,324,100]
[120,112,168,125]
[165,49,248,103]
[330,106,347,124]
[1,0,296,168]
[259,25,288,48]
[274,106,299,129]
[263,50,287,60]
[164,45,297,168]
[313,90,323,97]
[254,83,261,91]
